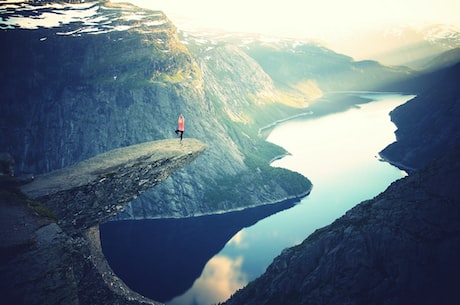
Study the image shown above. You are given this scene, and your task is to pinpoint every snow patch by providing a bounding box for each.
[0,2,167,35]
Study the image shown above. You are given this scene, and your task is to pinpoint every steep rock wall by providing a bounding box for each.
[380,63,460,171]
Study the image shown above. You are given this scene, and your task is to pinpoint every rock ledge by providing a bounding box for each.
[21,138,206,233]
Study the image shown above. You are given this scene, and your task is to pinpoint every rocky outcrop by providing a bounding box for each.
[223,145,460,305]
[20,138,206,234]
[0,139,205,305]
[380,62,460,171]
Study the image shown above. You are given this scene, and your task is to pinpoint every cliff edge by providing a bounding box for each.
[0,138,206,305]
[20,138,206,234]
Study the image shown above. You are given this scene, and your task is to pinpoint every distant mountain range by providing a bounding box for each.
[174,21,460,68]
[340,23,460,67]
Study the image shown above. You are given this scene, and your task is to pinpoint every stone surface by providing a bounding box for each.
[21,138,206,233]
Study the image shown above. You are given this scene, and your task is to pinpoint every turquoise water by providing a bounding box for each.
[166,93,414,305]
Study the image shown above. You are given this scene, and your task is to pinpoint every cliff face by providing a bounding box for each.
[1,2,197,169]
[380,63,460,171]
[1,139,205,305]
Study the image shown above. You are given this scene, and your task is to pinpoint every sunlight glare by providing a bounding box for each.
[111,0,459,61]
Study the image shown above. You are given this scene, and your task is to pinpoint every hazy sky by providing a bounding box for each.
[113,0,459,33]
[113,0,460,59]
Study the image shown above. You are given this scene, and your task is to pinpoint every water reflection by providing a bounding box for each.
[167,255,247,305]
[100,198,298,302]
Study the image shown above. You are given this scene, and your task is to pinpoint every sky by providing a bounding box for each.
[112,0,460,36]
[112,0,460,57]
[112,0,460,60]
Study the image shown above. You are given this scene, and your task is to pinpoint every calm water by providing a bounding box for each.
[100,92,415,305]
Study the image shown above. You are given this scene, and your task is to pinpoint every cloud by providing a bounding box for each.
[227,231,248,248]
[167,255,248,305]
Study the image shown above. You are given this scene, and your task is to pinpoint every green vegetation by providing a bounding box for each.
[243,149,312,195]
[203,116,312,210]
[26,199,57,222]
[199,83,314,209]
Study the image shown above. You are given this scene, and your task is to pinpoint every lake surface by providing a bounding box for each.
[100,92,415,305]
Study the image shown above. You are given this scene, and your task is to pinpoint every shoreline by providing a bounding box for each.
[259,91,416,139]
[258,111,313,137]
[378,152,415,174]
[110,188,312,222]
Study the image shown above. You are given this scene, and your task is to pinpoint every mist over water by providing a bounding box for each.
[101,93,414,305]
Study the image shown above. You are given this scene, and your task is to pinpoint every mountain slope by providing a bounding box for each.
[380,62,460,170]
[0,1,311,219]
[241,39,414,94]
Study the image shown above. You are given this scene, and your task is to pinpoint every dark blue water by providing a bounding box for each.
[100,198,299,302]
[100,92,415,305]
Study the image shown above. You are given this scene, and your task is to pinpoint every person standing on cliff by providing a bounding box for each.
[175,114,185,142]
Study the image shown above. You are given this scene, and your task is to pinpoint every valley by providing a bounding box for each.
[1,1,459,305]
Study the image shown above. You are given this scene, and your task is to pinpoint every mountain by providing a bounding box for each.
[0,1,310,219]
[179,32,416,102]
[422,47,460,72]
[240,39,413,94]
[1,0,456,216]
[1,1,427,221]
[347,23,460,67]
